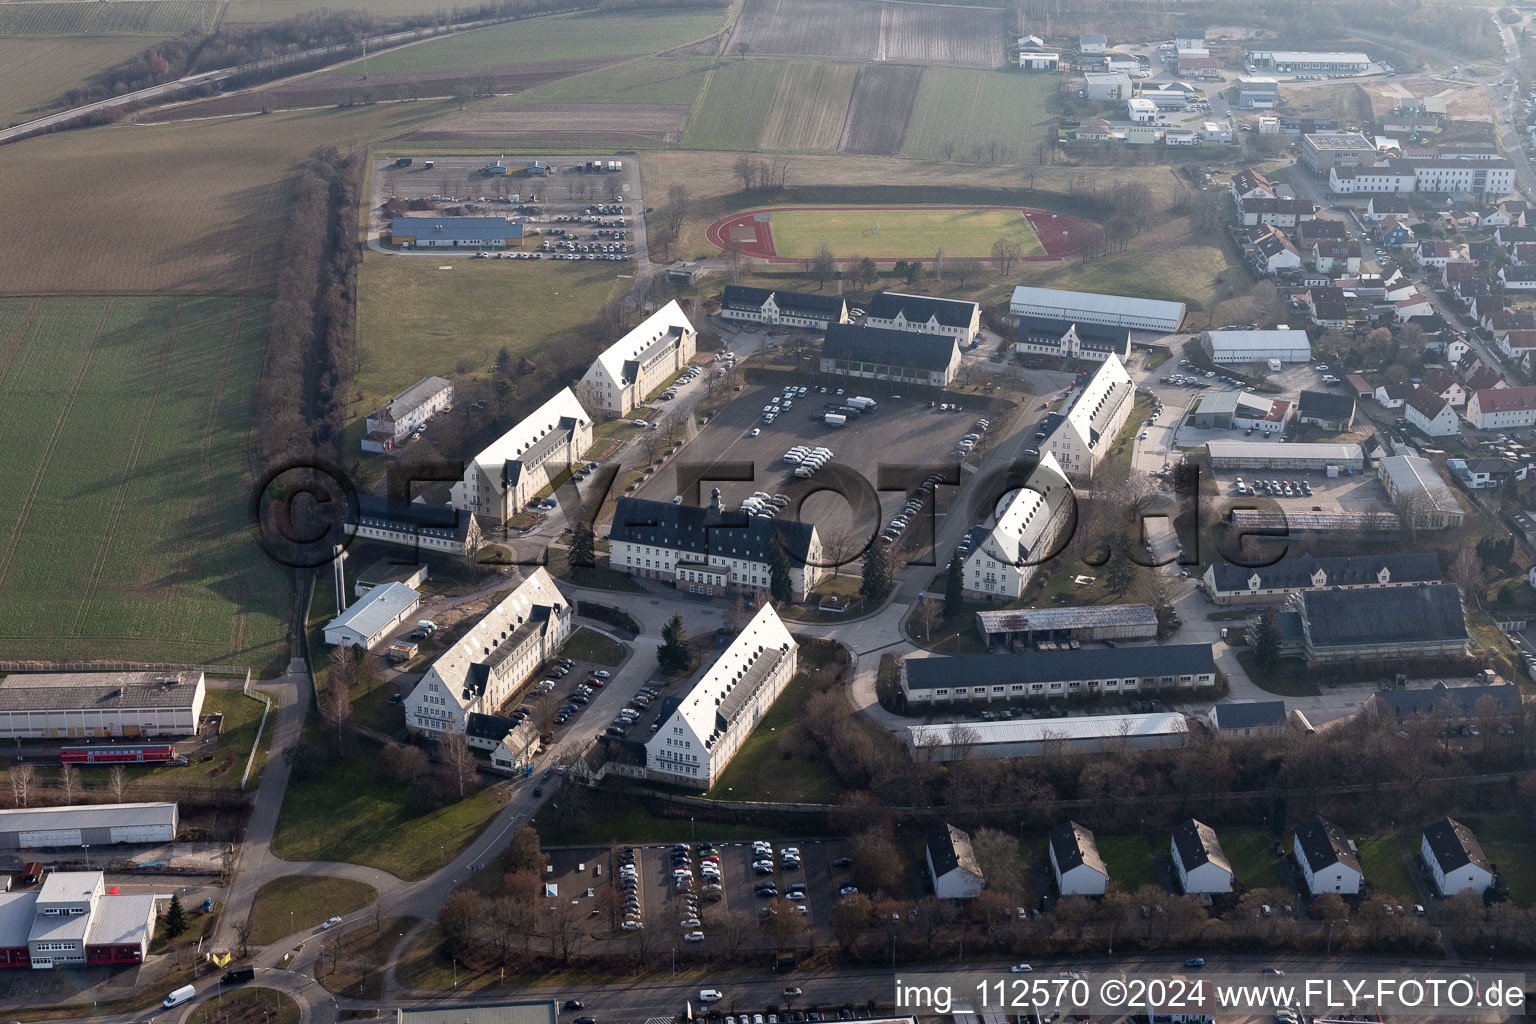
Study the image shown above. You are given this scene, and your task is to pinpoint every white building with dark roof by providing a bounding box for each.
[1171,819,1233,893]
[864,291,981,344]
[1421,817,1493,897]
[644,602,796,788]
[450,387,592,523]
[1202,552,1442,605]
[960,452,1073,599]
[926,824,985,899]
[405,568,570,737]
[323,582,421,650]
[576,300,696,417]
[345,495,483,558]
[1293,815,1362,895]
[0,671,204,740]
[899,646,1216,709]
[363,375,454,453]
[1049,821,1108,895]
[1040,354,1134,477]
[820,323,962,387]
[1014,315,1131,364]
[719,285,848,331]
[1206,700,1287,738]
[1010,286,1185,333]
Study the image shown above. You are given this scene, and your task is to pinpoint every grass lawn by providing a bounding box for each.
[354,252,629,425]
[1097,834,1158,893]
[1235,651,1322,697]
[316,915,419,999]
[559,626,627,666]
[246,876,379,945]
[0,37,151,124]
[1461,814,1536,907]
[0,297,289,673]
[900,67,1057,164]
[1222,830,1289,892]
[501,56,716,107]
[707,670,842,803]
[763,206,1043,260]
[187,988,300,1024]
[339,9,729,75]
[271,733,504,880]
[122,687,276,793]
[683,58,787,149]
[533,788,781,846]
[1356,834,1417,899]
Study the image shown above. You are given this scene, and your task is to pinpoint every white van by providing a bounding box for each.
[164,985,197,1008]
[700,990,724,1003]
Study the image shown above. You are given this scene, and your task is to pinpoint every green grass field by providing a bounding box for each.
[338,9,729,76]
[247,875,379,944]
[708,670,842,804]
[758,60,857,151]
[0,37,151,124]
[0,297,289,673]
[1221,830,1289,891]
[1356,834,1417,899]
[1467,815,1536,907]
[1097,834,1158,893]
[900,67,1057,162]
[0,0,220,35]
[762,205,1044,260]
[354,251,628,423]
[500,56,715,107]
[682,58,786,148]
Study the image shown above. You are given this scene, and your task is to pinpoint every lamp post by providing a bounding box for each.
[453,958,458,988]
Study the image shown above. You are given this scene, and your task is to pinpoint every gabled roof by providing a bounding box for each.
[1049,821,1107,876]
[1209,701,1287,731]
[1209,551,1441,594]
[1373,681,1521,720]
[1422,817,1491,875]
[1297,388,1356,421]
[1297,582,1467,648]
[1474,385,1536,413]
[903,645,1216,689]
[422,568,567,711]
[1466,366,1505,391]
[721,285,845,319]
[1295,815,1361,875]
[588,300,694,388]
[608,496,818,565]
[1015,315,1130,352]
[822,323,959,371]
[970,452,1072,566]
[866,291,978,330]
[374,376,452,424]
[1231,168,1275,196]
[463,387,589,497]
[1403,385,1451,421]
[927,823,985,881]
[327,582,420,640]
[1500,330,1536,350]
[1369,196,1412,213]
[1172,819,1233,876]
[1503,265,1536,283]
[655,602,795,752]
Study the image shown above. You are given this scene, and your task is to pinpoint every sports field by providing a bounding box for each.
[739,205,1044,260]
[0,296,289,673]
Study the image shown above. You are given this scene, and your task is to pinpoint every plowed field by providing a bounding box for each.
[758,62,857,151]
[838,64,922,154]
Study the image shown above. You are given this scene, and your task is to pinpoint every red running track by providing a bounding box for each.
[703,205,1103,263]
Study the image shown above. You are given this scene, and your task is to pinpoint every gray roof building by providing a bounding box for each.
[0,671,202,712]
[0,802,175,836]
[1372,681,1522,720]
[721,285,846,322]
[1295,815,1361,875]
[821,322,960,371]
[926,824,984,881]
[1422,817,1491,875]
[1049,821,1106,875]
[1297,389,1357,426]
[903,645,1216,690]
[608,497,817,565]
[1208,700,1287,732]
[1295,583,1468,649]
[1171,819,1232,875]
[866,291,979,330]
[1206,552,1442,596]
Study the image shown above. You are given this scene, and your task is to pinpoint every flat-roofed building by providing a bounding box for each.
[1202,328,1312,363]
[1010,286,1185,333]
[353,557,429,598]
[899,645,1217,706]
[1083,72,1131,101]
[1190,390,1290,434]
[576,300,696,417]
[0,802,177,849]
[1377,455,1464,528]
[975,604,1158,651]
[0,671,205,740]
[0,871,156,969]
[323,582,420,650]
[449,387,592,523]
[1238,76,1279,108]
[907,713,1190,761]
[388,217,524,249]
[1247,50,1370,72]
[1205,440,1365,470]
[1300,132,1376,174]
[644,602,796,788]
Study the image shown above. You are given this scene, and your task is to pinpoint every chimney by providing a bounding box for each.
[709,488,722,512]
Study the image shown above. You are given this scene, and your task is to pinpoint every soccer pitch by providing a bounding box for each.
[764,205,1044,260]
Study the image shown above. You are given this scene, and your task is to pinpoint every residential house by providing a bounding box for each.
[1465,365,1507,393]
[1500,265,1536,291]
[926,824,986,900]
[1329,164,1416,195]
[1421,818,1494,897]
[449,387,592,523]
[1296,389,1356,431]
[1495,225,1536,246]
[1465,386,1536,429]
[1079,33,1107,54]
[1297,219,1349,244]
[1049,822,1109,896]
[1313,240,1361,275]
[1418,240,1453,268]
[1238,197,1315,228]
[1496,329,1536,362]
[1253,228,1302,275]
[1304,286,1348,329]
[961,453,1074,599]
[1171,820,1234,894]
[1420,368,1467,408]
[1511,243,1536,265]
[1075,118,1115,141]
[1230,168,1277,201]
[1393,290,1435,322]
[1014,316,1131,365]
[1403,387,1460,435]
[1203,121,1233,145]
[1365,196,1413,221]
[362,375,454,453]
[1448,457,1517,489]
[1294,816,1363,895]
[1374,382,1415,409]
[1376,218,1413,246]
[576,300,696,417]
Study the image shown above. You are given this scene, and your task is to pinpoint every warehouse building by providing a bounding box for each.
[388,217,524,249]
[1205,440,1365,470]
[0,871,157,969]
[819,323,963,387]
[645,603,797,788]
[1227,509,1402,535]
[362,375,453,453]
[975,604,1158,650]
[345,494,483,558]
[1010,286,1186,333]
[0,671,205,740]
[576,300,696,417]
[1279,583,1469,665]
[865,291,981,345]
[1014,316,1131,365]
[1247,50,1370,72]
[1202,551,1442,605]
[1201,328,1312,364]
[899,645,1217,706]
[353,558,429,599]
[1238,76,1279,108]
[1377,455,1464,529]
[719,286,848,331]
[323,582,421,650]
[0,803,177,850]
[1189,391,1291,434]
[960,453,1074,600]
[906,713,1190,761]
[449,387,592,523]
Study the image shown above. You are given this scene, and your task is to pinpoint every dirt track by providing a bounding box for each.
[403,103,692,142]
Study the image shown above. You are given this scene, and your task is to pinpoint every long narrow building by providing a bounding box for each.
[576,300,696,417]
[1039,354,1134,478]
[449,387,591,523]
[960,452,1074,599]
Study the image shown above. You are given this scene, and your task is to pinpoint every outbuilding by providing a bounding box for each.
[323,582,421,650]
[0,803,177,850]
[1201,328,1312,364]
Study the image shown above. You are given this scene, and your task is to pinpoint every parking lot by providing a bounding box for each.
[1205,464,1390,514]
[633,382,985,562]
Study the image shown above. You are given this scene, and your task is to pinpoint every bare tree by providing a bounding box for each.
[941,138,957,159]
[725,239,746,283]
[733,154,755,192]
[58,764,80,805]
[811,241,836,288]
[822,527,862,578]
[321,677,353,757]
[452,80,472,110]
[717,907,755,956]
[439,731,478,798]
[991,236,1023,276]
[108,765,126,804]
[235,918,254,959]
[9,764,33,808]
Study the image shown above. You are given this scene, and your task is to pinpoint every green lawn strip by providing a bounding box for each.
[1096,391,1156,482]
[900,67,1056,164]
[138,687,275,792]
[560,626,627,666]
[316,915,419,999]
[706,670,841,803]
[1234,650,1322,697]
[502,56,716,107]
[683,58,786,148]
[765,206,1043,261]
[272,732,503,880]
[247,875,379,945]
[1355,834,1417,899]
[533,788,781,846]
[1097,834,1158,893]
[1221,830,1288,892]
[187,988,300,1024]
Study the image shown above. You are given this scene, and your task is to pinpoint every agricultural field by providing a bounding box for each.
[682,58,786,149]
[409,104,691,143]
[498,56,715,107]
[0,296,289,673]
[881,2,1003,66]
[838,64,922,154]
[0,101,457,295]
[758,61,857,151]
[900,67,1056,162]
[223,0,485,22]
[760,205,1043,259]
[354,252,628,421]
[728,0,879,61]
[0,0,220,35]
[336,9,730,76]
[0,36,148,125]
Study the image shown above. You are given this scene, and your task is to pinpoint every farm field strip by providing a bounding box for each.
[335,9,731,76]
[728,0,878,60]
[881,2,1002,66]
[0,0,220,36]
[0,36,152,125]
[498,56,715,107]
[900,67,1055,162]
[757,61,857,151]
[683,58,786,149]
[748,205,1044,259]
[418,104,691,142]
[838,64,922,154]
[0,296,287,669]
